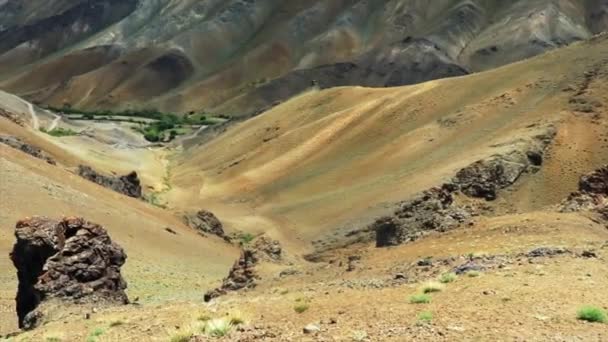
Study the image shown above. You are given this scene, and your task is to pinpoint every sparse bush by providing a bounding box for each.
[45,338,62,342]
[40,127,79,137]
[228,311,245,326]
[439,272,457,284]
[418,311,433,322]
[294,304,310,313]
[86,327,105,342]
[197,313,212,322]
[204,318,233,337]
[409,294,431,304]
[422,282,444,293]
[239,233,255,245]
[577,306,607,323]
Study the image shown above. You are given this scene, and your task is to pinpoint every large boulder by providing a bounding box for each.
[77,165,142,198]
[10,217,128,330]
[183,210,225,238]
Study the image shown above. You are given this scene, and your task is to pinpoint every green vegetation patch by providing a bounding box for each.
[577,306,607,323]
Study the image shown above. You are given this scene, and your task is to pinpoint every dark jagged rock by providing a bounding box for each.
[374,187,472,247]
[450,130,555,200]
[0,135,56,165]
[77,165,142,198]
[561,165,608,215]
[10,217,128,330]
[204,249,258,302]
[183,210,225,238]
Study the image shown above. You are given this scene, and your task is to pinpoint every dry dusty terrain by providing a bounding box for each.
[1,34,608,342]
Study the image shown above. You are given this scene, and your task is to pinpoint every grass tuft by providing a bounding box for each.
[204,318,233,337]
[169,331,193,342]
[409,294,431,304]
[422,282,444,293]
[418,311,433,322]
[294,304,310,314]
[467,271,481,277]
[439,272,458,284]
[351,330,369,341]
[577,306,607,323]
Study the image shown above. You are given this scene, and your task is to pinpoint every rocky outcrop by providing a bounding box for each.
[204,249,258,302]
[183,210,225,239]
[450,132,555,200]
[252,236,282,261]
[10,217,128,330]
[77,165,142,198]
[0,108,25,126]
[561,165,608,216]
[374,187,473,247]
[374,130,555,247]
[0,135,56,165]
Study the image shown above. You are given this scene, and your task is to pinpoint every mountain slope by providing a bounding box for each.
[0,0,606,116]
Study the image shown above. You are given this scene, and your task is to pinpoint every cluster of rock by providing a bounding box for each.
[374,131,555,247]
[204,249,258,302]
[561,165,608,218]
[183,210,226,239]
[0,108,25,126]
[77,165,142,198]
[374,186,472,247]
[10,217,128,330]
[0,135,56,165]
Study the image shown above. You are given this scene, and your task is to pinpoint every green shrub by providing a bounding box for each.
[577,306,607,323]
[41,127,79,137]
[418,311,433,322]
[467,271,481,277]
[294,304,310,313]
[239,233,255,245]
[439,272,457,284]
[409,294,431,304]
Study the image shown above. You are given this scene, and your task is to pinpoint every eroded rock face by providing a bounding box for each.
[561,165,608,215]
[10,217,128,329]
[183,210,225,238]
[374,187,472,247]
[77,165,142,198]
[0,135,56,165]
[204,249,258,302]
[252,236,282,261]
[450,131,555,200]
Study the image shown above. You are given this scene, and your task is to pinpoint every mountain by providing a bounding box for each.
[0,0,606,116]
[2,1,608,340]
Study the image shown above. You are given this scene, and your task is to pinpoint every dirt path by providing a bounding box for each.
[46,112,62,131]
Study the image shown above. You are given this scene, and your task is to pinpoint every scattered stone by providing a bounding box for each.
[183,210,226,239]
[303,323,321,334]
[204,249,258,302]
[10,217,128,329]
[279,268,300,278]
[0,135,56,165]
[526,247,569,258]
[77,165,142,198]
[452,262,485,275]
[394,273,407,280]
[164,227,177,235]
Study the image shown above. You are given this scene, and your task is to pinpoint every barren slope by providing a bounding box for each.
[171,34,608,249]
